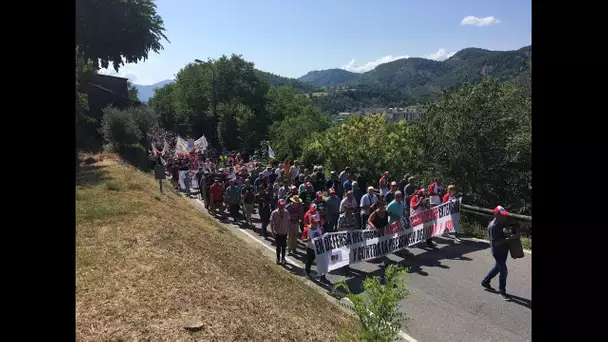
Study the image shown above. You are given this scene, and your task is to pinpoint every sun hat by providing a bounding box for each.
[290,195,303,203]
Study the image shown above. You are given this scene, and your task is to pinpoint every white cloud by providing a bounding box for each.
[460,16,501,27]
[426,48,457,61]
[98,66,139,83]
[342,55,409,73]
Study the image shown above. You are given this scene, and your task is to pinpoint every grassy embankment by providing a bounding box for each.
[76,153,358,341]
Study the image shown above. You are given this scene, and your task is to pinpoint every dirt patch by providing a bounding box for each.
[76,153,358,341]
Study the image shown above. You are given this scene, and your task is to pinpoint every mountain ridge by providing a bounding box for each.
[133,45,531,103]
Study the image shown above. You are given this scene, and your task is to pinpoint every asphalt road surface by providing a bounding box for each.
[195,199,531,342]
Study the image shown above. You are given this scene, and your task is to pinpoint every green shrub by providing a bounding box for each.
[336,264,409,342]
[100,106,142,149]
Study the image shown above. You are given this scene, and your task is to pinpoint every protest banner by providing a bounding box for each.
[313,199,461,273]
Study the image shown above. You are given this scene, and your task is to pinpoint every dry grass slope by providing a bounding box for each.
[76,153,358,341]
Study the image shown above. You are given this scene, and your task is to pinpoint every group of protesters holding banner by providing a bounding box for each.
[171,152,520,300]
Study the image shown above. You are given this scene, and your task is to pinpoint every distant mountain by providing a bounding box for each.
[134,79,174,102]
[298,68,360,87]
[297,46,531,92]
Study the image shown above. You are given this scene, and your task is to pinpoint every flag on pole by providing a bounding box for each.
[268,145,276,160]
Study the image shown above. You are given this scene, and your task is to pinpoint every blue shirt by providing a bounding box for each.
[343,180,353,192]
[387,199,403,224]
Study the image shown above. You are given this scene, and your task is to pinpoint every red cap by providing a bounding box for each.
[493,206,510,216]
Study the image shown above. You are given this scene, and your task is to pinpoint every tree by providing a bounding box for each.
[100,107,143,149]
[269,106,330,161]
[410,76,531,211]
[76,0,168,71]
[127,81,139,101]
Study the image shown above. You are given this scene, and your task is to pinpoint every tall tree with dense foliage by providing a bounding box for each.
[76,0,168,71]
[410,76,531,211]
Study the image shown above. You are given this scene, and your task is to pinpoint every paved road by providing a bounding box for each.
[194,199,531,342]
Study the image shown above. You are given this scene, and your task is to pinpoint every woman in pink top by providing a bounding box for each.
[270,199,291,264]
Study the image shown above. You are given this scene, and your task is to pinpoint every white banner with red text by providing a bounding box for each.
[312,199,461,274]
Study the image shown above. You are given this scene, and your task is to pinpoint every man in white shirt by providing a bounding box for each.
[290,161,299,181]
[360,186,378,229]
[340,190,358,213]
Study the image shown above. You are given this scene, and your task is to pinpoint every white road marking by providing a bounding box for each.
[195,198,418,342]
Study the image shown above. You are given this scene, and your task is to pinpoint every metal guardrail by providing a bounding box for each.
[461,204,532,222]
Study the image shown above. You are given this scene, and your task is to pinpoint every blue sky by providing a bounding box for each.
[100,0,531,85]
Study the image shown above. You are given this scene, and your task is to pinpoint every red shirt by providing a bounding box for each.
[210,183,223,201]
[442,193,450,203]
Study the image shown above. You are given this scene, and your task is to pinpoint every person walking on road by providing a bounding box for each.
[360,186,378,229]
[324,188,341,233]
[302,212,327,282]
[270,199,290,265]
[255,185,272,239]
[285,195,303,256]
[481,205,516,300]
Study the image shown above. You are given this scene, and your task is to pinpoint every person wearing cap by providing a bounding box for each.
[410,189,434,246]
[442,185,462,242]
[481,206,515,300]
[302,212,326,281]
[325,188,341,233]
[386,191,405,225]
[270,199,291,264]
[340,190,358,213]
[298,176,312,193]
[255,184,272,238]
[360,186,379,229]
[428,177,444,208]
[285,195,303,256]
[303,203,321,228]
[209,178,224,216]
[384,181,399,203]
[379,171,390,196]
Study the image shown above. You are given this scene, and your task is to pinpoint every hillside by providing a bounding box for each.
[76,154,358,340]
[298,68,361,87]
[298,46,531,90]
[305,45,531,112]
